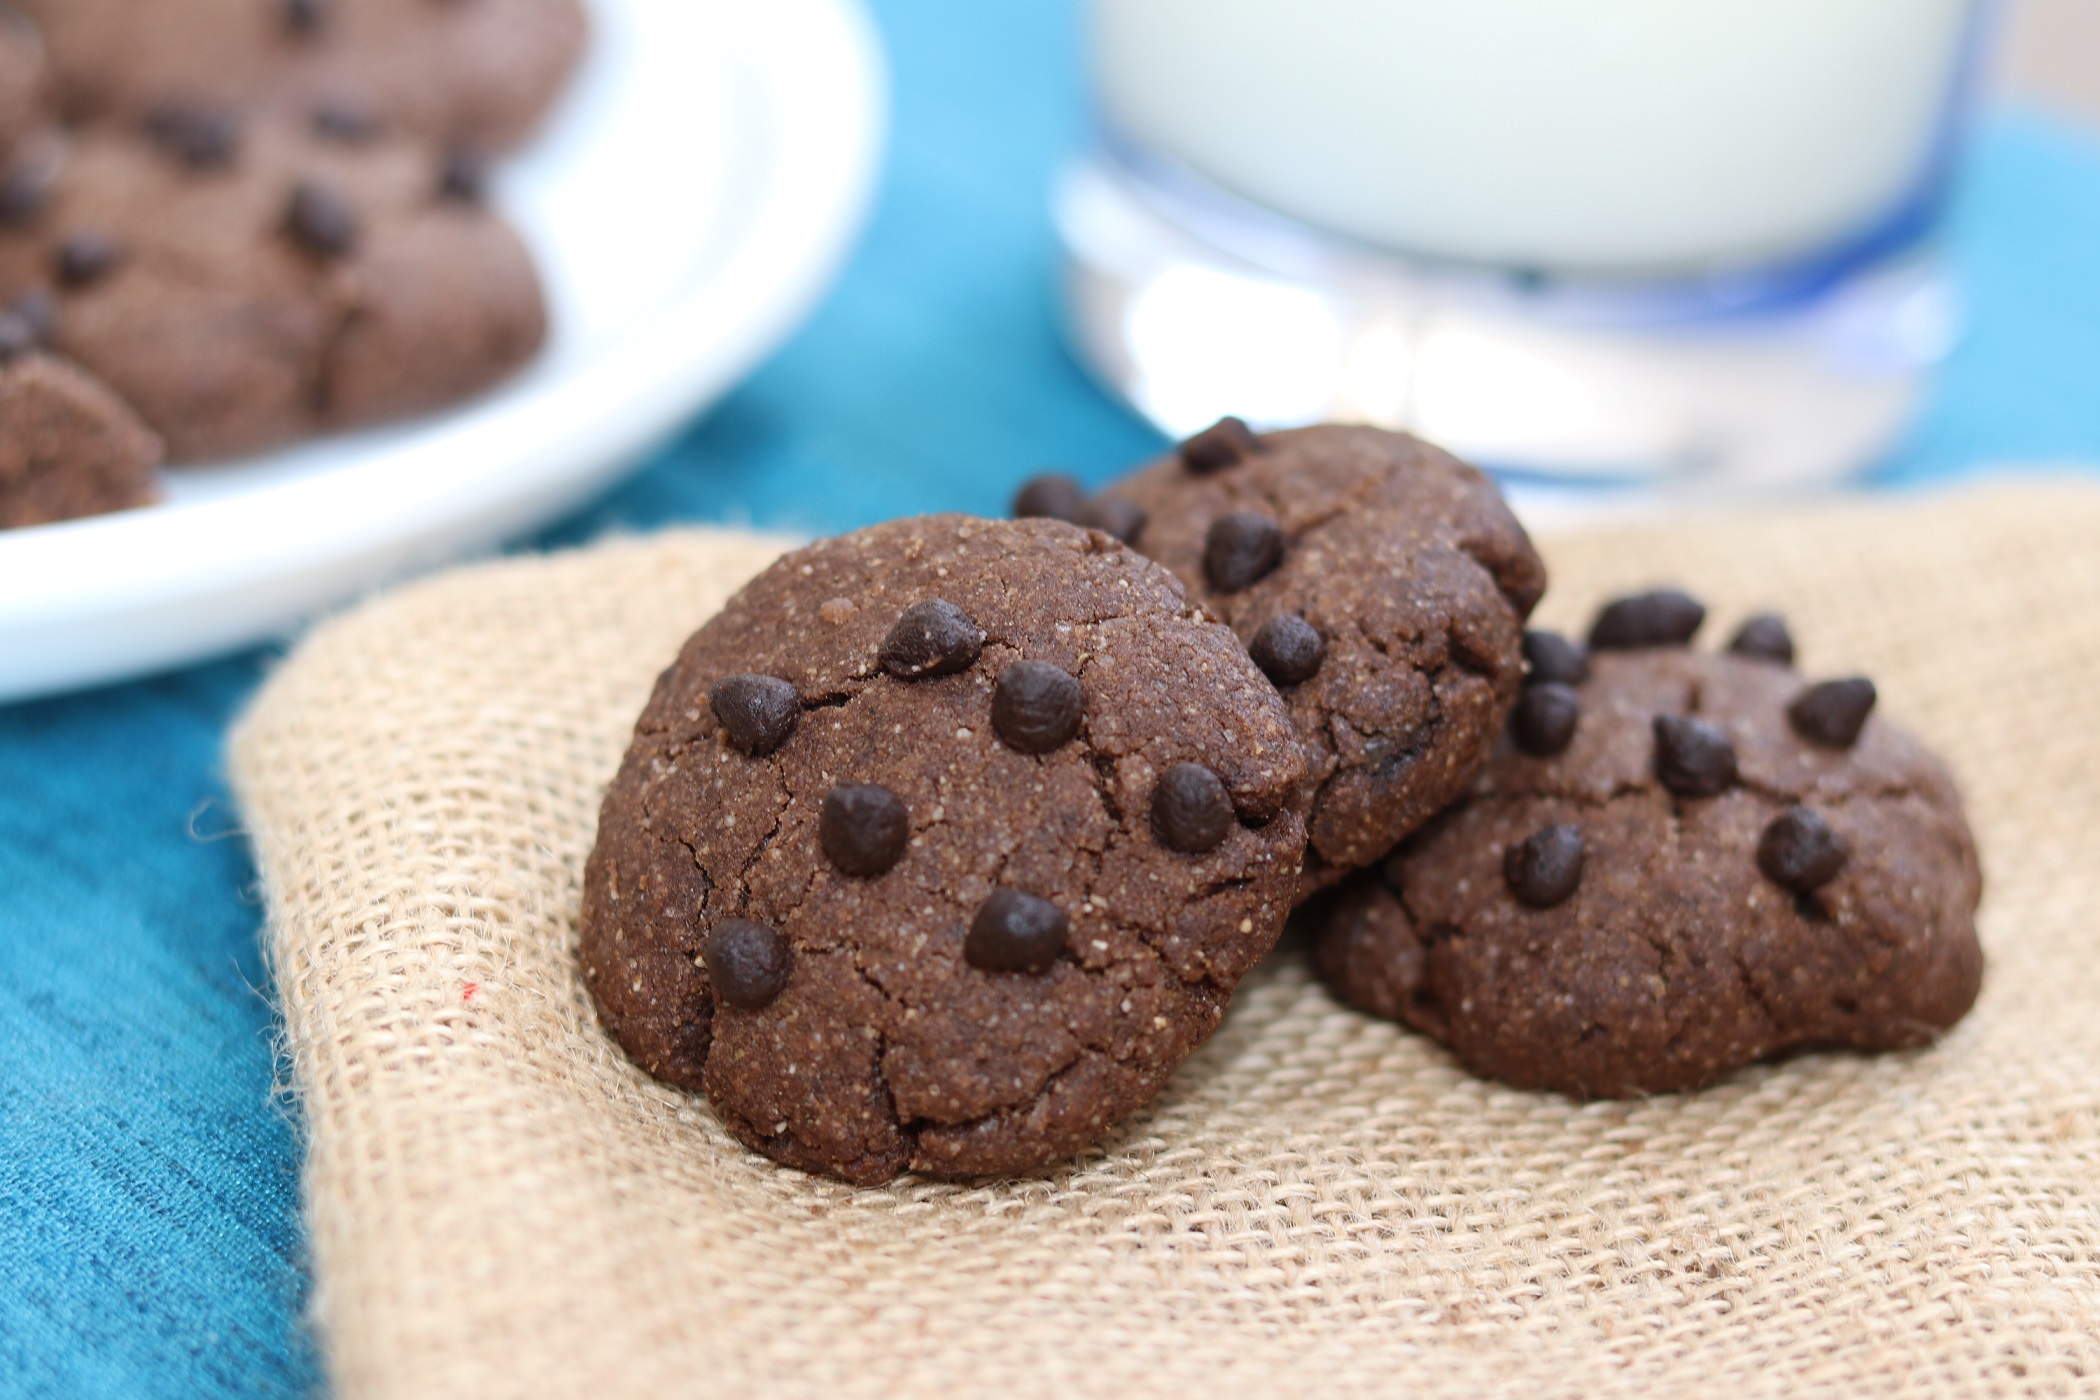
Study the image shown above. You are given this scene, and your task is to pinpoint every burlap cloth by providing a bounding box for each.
[230,483,2100,1400]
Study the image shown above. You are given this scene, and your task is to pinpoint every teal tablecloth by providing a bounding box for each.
[3,2,2097,1393]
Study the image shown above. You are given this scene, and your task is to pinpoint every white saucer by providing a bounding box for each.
[0,0,885,702]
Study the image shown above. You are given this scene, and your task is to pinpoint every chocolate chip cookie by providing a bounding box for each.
[1312,597,1983,1097]
[1087,422,1546,890]
[18,0,586,153]
[0,115,546,460]
[0,347,161,528]
[582,515,1311,1184]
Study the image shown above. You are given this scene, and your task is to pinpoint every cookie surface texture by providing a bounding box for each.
[0,349,161,528]
[0,118,546,460]
[0,10,44,165]
[581,515,1310,1184]
[1313,637,1983,1097]
[18,0,585,152]
[1099,423,1545,887]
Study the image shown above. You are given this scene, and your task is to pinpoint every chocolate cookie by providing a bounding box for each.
[1088,422,1545,889]
[0,347,161,528]
[1312,600,1983,1097]
[0,116,546,460]
[582,515,1311,1184]
[17,0,585,152]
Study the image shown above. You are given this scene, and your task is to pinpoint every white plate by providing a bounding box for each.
[0,0,885,703]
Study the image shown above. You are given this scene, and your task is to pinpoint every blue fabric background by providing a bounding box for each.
[3,2,2097,1394]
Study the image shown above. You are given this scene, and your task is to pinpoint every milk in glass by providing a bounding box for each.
[1092,0,1975,274]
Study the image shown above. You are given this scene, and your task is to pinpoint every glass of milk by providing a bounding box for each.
[1059,0,1991,493]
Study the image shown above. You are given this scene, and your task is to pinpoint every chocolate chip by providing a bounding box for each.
[707,673,800,755]
[965,889,1068,974]
[1728,612,1796,666]
[704,918,791,1009]
[1511,682,1580,757]
[1522,629,1590,686]
[313,98,381,143]
[1075,494,1147,545]
[54,233,122,288]
[1787,678,1876,748]
[1505,824,1585,908]
[1757,806,1850,893]
[145,104,241,170]
[1249,614,1323,687]
[0,311,35,362]
[1204,511,1285,593]
[1652,714,1738,797]
[285,182,359,257]
[1012,472,1085,522]
[879,599,984,679]
[1589,588,1706,650]
[283,0,327,36]
[1151,761,1235,853]
[1179,415,1261,474]
[439,148,488,203]
[992,660,1083,754]
[0,162,49,226]
[820,784,909,878]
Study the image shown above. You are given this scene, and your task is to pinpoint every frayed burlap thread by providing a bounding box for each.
[229,487,2100,1400]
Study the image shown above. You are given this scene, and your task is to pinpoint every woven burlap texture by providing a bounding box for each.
[230,485,2100,1400]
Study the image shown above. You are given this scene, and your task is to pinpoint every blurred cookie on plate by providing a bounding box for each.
[0,333,161,529]
[0,112,547,460]
[16,0,586,153]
